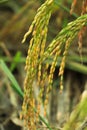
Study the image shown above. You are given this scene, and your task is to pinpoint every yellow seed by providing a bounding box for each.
[45,99,48,105]
[47,0,54,5]
[60,85,63,90]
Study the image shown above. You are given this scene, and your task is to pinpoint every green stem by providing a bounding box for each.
[1,55,87,73]
[66,60,87,75]
[0,56,26,63]
[54,0,78,18]
[1,55,87,63]
[44,57,87,75]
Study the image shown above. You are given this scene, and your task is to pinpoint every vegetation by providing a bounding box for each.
[0,0,87,130]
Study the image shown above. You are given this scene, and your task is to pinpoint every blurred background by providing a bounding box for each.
[0,0,87,129]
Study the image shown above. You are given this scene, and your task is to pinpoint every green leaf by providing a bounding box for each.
[0,0,8,3]
[10,51,22,71]
[0,59,23,98]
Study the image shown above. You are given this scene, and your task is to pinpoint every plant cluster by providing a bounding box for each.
[21,0,87,130]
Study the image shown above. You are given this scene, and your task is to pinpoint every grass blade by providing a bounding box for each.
[0,59,23,97]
